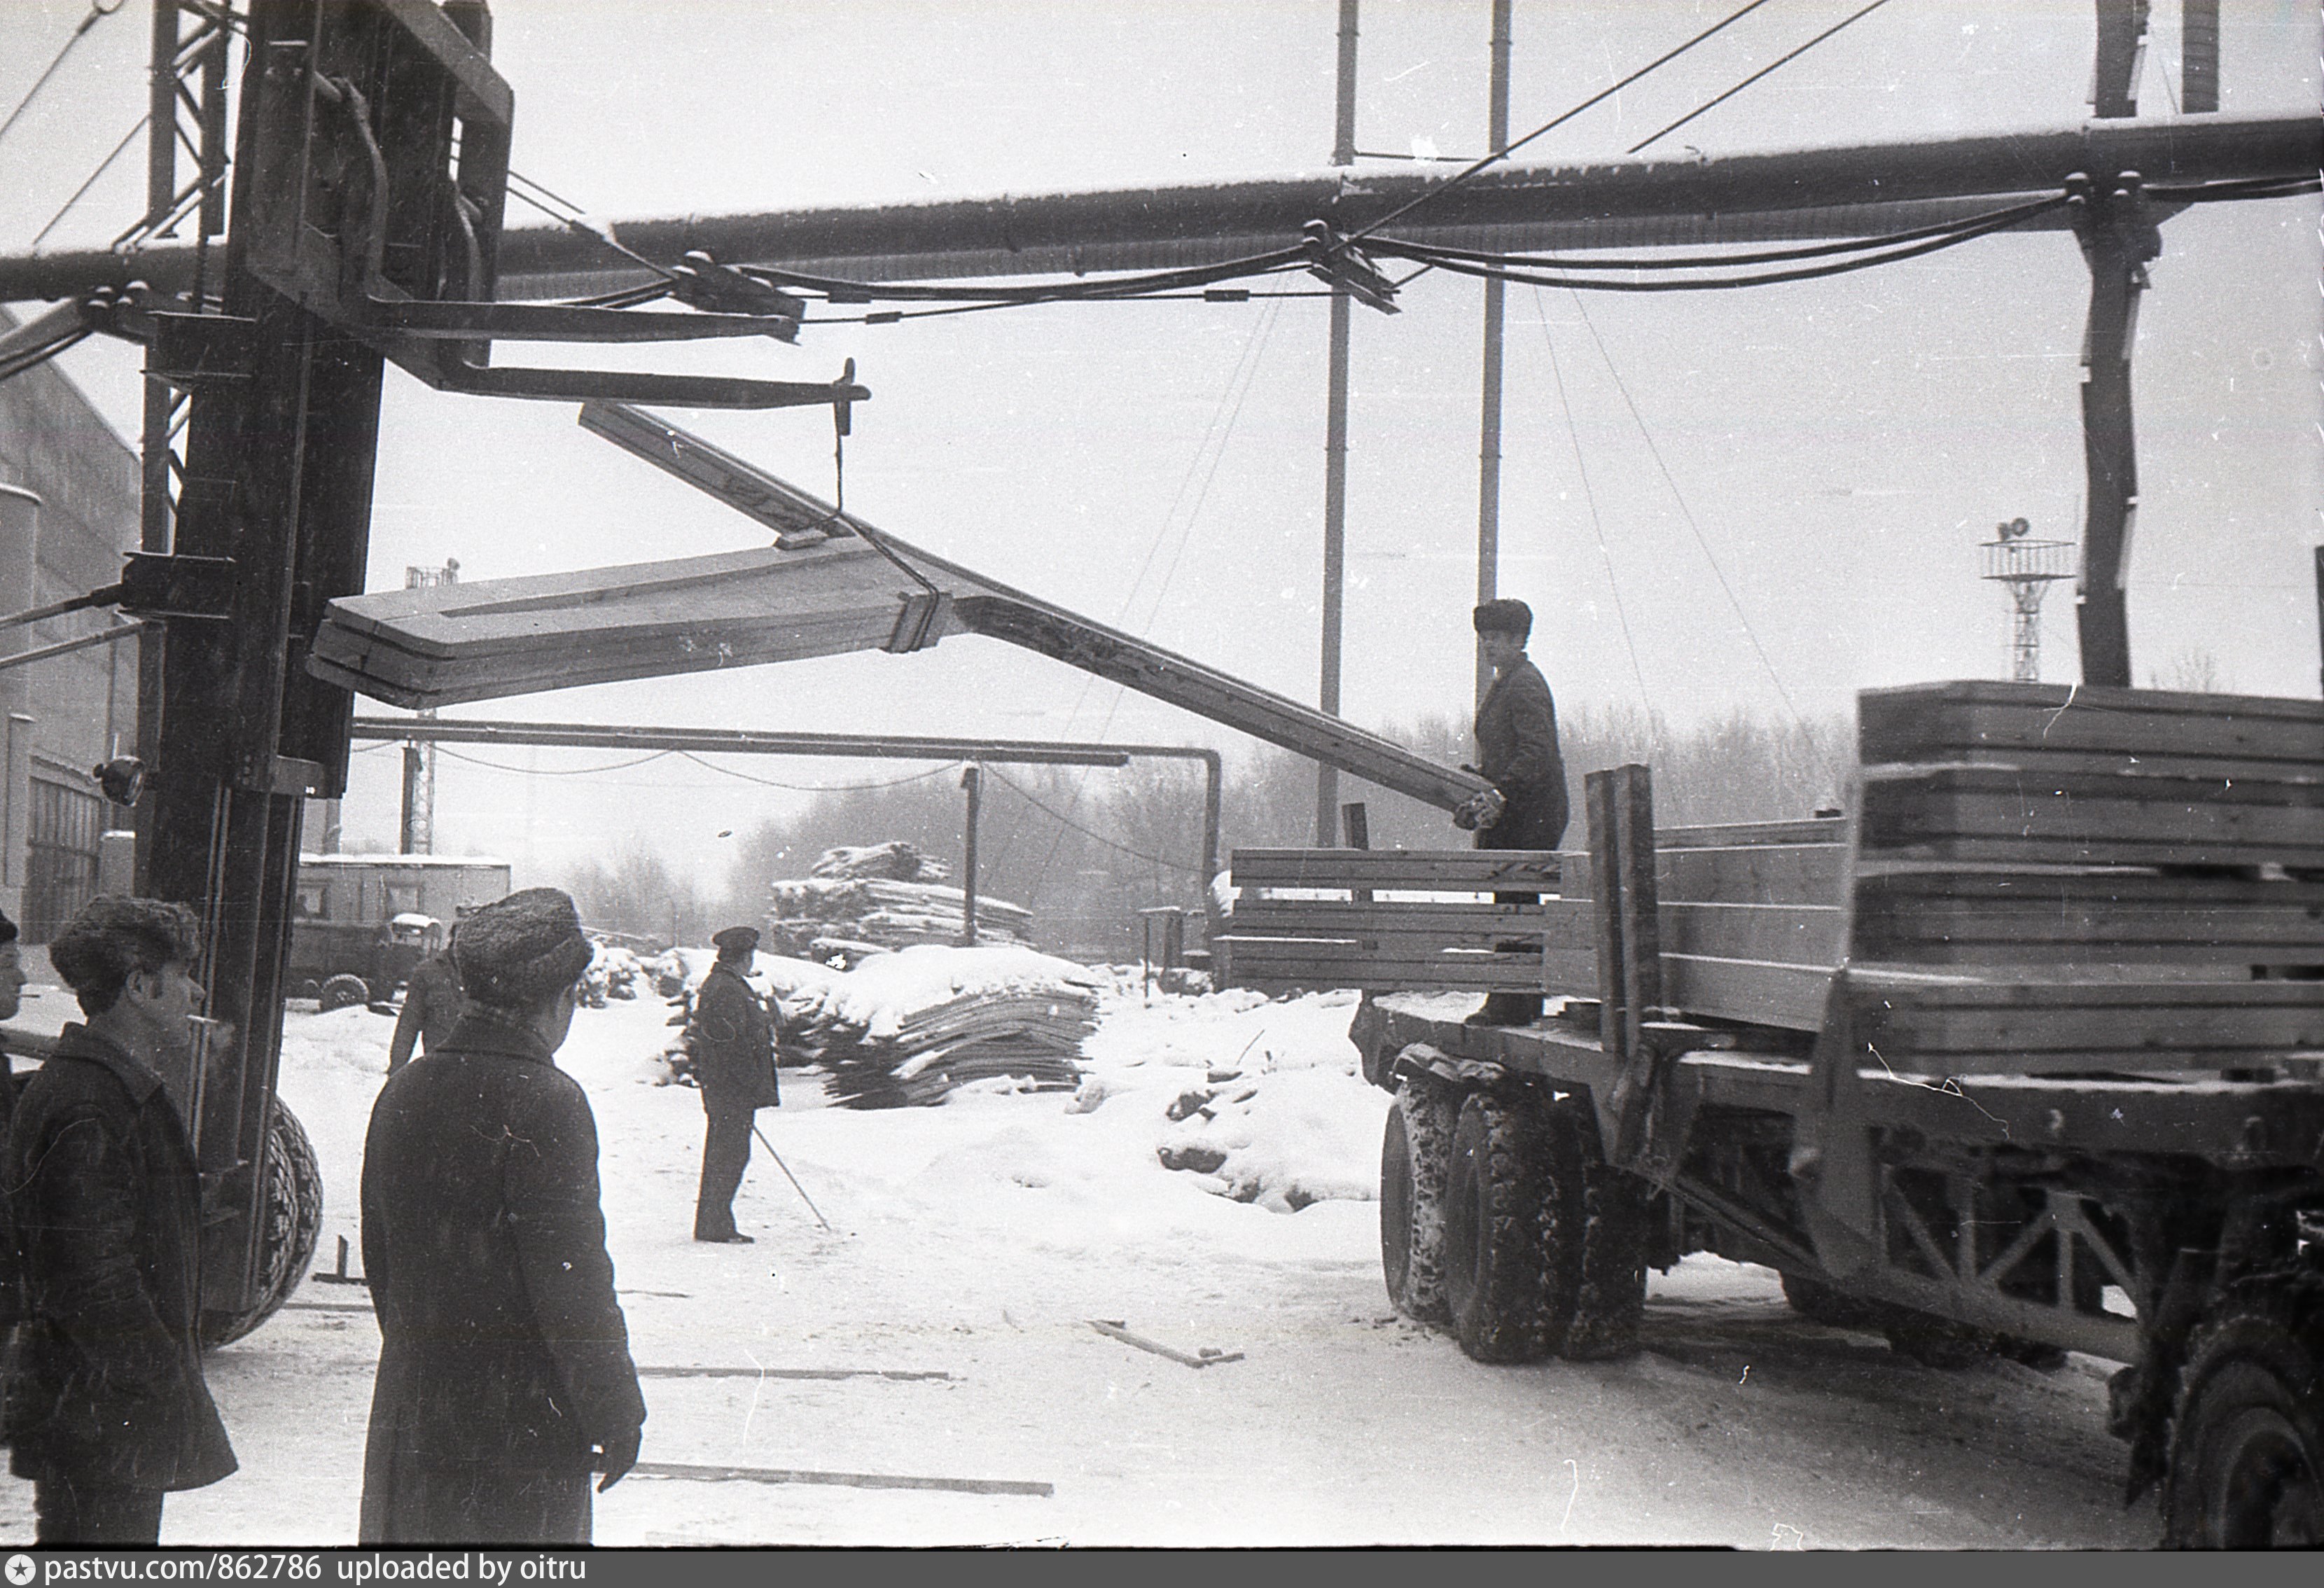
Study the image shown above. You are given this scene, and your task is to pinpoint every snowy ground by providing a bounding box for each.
[0,969,2160,1548]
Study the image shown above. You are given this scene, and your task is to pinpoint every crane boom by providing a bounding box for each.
[307,405,1487,813]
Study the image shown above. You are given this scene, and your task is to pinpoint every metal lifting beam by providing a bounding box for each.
[346,716,1225,923]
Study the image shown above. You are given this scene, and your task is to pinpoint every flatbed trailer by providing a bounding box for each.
[1218,680,2324,1548]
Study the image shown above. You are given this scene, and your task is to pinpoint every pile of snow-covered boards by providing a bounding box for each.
[765,877,1034,956]
[764,843,1034,956]
[779,945,1100,1108]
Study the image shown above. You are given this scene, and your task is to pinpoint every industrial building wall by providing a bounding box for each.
[0,309,141,937]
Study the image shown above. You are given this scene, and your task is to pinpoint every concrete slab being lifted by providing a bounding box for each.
[306,424,1487,813]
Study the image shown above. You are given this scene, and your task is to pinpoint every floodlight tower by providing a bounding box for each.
[1978,517,2077,682]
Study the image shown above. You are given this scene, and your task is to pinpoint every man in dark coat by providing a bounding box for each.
[359,888,644,1546]
[0,907,25,1124]
[1467,598,1570,1025]
[386,941,464,1073]
[690,926,779,1244]
[3,898,236,1543]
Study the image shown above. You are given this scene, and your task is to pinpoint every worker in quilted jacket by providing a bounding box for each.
[1466,598,1569,1026]
[689,926,779,1244]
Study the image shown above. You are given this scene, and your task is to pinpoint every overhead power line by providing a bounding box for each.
[0,0,127,153]
[1370,193,2075,293]
[1347,0,1779,244]
[1628,0,1900,155]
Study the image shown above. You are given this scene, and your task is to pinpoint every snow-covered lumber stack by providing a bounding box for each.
[779,944,1101,1108]
[763,841,1034,957]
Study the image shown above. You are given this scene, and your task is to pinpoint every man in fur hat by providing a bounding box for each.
[3,898,235,1542]
[689,925,779,1244]
[359,888,644,1545]
[1467,598,1570,1025]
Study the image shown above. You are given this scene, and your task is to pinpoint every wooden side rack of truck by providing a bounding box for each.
[1218,679,2324,1548]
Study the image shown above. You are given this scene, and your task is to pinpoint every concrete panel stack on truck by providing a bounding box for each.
[1216,680,2324,1548]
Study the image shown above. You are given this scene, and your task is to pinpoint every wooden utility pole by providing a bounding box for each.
[1475,0,1512,710]
[1316,0,1358,847]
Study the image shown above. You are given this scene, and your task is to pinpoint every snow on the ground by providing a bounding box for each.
[0,954,2161,1547]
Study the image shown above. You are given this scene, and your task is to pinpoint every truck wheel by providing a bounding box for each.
[318,973,369,1012]
[1541,1097,1649,1362]
[2163,1288,2324,1548]
[200,1102,325,1349]
[1781,1271,1879,1330]
[1443,1092,1554,1363]
[1380,1077,1456,1323]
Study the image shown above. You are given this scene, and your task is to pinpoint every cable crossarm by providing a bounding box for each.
[1373,190,2077,293]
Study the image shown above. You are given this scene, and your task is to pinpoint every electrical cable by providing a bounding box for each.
[434,746,673,776]
[503,172,684,285]
[981,765,1196,876]
[1347,0,1779,244]
[1537,302,1652,720]
[0,0,127,153]
[1376,194,2075,294]
[2148,176,2320,203]
[1002,293,1285,896]
[30,113,148,251]
[672,751,959,793]
[1373,193,2067,273]
[0,326,92,386]
[735,248,1307,307]
[1561,288,1839,783]
[1627,0,1899,155]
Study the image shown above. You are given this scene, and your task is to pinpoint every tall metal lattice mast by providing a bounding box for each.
[1978,517,2076,683]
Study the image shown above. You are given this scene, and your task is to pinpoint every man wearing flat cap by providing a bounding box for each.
[1468,598,1570,1025]
[359,888,644,1545]
[689,926,779,1244]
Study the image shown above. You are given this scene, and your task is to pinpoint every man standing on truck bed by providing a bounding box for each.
[1466,597,1568,1026]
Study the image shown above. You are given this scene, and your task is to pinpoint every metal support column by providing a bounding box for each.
[2073,1,2159,688]
[1315,0,1358,846]
[1474,0,1512,710]
[959,762,982,945]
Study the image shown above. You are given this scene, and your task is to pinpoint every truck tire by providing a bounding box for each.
[2163,1285,2324,1548]
[318,973,369,1012]
[1541,1096,1649,1362]
[200,1101,324,1349]
[1380,1077,1457,1323]
[1443,1092,1554,1363]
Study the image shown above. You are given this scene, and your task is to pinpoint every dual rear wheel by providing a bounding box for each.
[2163,1286,2324,1549]
[1381,1075,1648,1364]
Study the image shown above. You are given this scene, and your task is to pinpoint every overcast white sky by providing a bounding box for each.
[1,0,2317,893]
